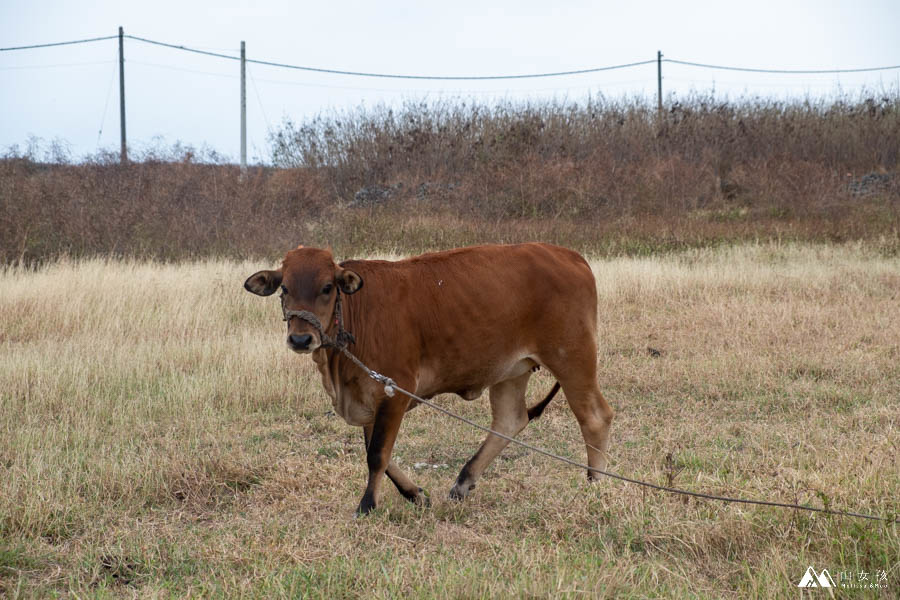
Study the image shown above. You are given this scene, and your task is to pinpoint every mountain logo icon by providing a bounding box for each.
[798,566,835,588]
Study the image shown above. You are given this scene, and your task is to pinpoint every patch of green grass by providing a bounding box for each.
[0,542,41,574]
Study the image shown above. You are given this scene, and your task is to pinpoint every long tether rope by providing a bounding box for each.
[278,284,896,524]
[336,346,896,524]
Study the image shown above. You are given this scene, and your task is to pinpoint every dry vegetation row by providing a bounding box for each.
[2,93,899,264]
[1,243,898,597]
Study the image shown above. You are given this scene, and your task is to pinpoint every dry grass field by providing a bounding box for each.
[1,243,898,598]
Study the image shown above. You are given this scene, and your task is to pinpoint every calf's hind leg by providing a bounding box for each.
[542,339,613,480]
[449,372,531,500]
[558,375,614,480]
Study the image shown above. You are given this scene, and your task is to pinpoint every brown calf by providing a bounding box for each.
[244,243,613,515]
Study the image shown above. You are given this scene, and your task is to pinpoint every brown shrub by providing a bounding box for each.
[2,93,899,263]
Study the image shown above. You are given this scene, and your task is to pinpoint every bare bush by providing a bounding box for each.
[2,93,899,264]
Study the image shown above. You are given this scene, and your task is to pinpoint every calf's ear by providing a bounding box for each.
[336,267,364,294]
[244,269,283,296]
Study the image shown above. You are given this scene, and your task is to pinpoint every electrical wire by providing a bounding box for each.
[247,65,272,133]
[4,32,898,81]
[665,58,900,74]
[96,58,118,146]
[0,35,118,52]
[666,77,850,89]
[129,59,237,79]
[0,60,116,70]
[123,34,657,80]
[247,73,651,95]
[245,57,657,81]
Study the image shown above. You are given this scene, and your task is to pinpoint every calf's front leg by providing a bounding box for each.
[363,426,429,507]
[357,395,410,516]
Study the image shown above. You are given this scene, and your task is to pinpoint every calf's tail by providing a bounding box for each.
[527,382,561,421]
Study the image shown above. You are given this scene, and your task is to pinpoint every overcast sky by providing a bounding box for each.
[2,0,899,162]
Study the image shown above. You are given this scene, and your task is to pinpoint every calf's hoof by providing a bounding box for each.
[448,482,474,501]
[355,493,376,517]
[587,468,608,483]
[401,486,430,507]
[413,487,431,507]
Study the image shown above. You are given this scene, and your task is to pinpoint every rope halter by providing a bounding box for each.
[280,288,356,350]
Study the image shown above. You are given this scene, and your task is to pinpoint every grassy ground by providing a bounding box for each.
[1,243,898,598]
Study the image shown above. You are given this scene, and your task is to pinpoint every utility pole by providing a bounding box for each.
[240,40,247,178]
[657,50,663,115]
[119,26,127,164]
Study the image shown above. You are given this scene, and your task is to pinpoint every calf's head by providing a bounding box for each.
[243,246,363,353]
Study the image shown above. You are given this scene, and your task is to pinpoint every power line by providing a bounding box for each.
[666,58,900,74]
[124,34,656,80]
[126,34,900,79]
[0,60,115,70]
[122,34,244,63]
[97,58,119,147]
[185,45,241,54]
[129,59,238,79]
[246,65,272,133]
[249,72,650,95]
[0,35,118,52]
[4,32,899,80]
[246,56,658,81]
[667,77,854,89]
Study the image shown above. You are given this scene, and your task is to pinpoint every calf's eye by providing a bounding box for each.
[321,283,334,295]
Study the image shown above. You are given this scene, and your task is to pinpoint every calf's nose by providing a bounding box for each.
[288,333,313,350]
